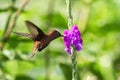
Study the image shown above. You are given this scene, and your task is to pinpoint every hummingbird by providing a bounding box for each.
[14,20,62,58]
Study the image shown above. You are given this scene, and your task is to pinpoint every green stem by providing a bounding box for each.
[3,0,16,34]
[72,48,77,80]
[44,49,50,80]
[66,0,73,29]
[66,0,78,80]
[0,0,29,50]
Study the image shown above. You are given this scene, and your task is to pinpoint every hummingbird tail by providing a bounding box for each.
[30,46,38,58]
[13,32,35,40]
[13,32,30,37]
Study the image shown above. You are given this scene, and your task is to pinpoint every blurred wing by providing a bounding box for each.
[25,20,45,38]
[13,32,36,40]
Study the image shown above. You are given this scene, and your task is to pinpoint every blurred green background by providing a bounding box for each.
[0,0,120,80]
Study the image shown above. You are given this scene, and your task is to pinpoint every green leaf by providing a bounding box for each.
[15,74,33,80]
[59,63,72,80]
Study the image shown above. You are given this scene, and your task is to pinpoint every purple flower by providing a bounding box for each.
[63,25,83,54]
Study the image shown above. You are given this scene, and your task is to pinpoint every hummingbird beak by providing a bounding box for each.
[61,35,65,37]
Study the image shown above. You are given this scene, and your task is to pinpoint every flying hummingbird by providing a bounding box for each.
[14,20,62,58]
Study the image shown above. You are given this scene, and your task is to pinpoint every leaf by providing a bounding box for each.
[15,74,34,80]
[59,63,72,80]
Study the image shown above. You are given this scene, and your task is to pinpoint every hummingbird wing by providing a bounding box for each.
[25,20,46,40]
[13,32,36,40]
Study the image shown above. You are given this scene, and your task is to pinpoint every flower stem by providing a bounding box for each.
[66,0,73,29]
[72,48,77,80]
[66,0,78,80]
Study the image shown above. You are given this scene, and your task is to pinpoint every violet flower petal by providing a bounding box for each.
[63,25,83,54]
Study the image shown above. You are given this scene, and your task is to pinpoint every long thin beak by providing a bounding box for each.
[61,35,65,37]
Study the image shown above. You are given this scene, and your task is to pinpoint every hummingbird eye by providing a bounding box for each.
[59,33,62,36]
[57,31,62,37]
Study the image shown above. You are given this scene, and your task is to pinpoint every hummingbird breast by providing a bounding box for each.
[35,33,60,52]
[36,36,51,51]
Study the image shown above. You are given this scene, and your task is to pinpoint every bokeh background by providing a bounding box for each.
[0,0,120,80]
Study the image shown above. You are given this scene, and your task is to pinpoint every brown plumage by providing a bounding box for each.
[14,21,62,58]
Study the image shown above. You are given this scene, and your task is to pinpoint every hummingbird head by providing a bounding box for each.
[52,30,62,37]
[48,30,63,41]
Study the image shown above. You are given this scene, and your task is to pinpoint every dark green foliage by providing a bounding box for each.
[59,63,72,80]
[0,0,120,80]
[15,75,34,80]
